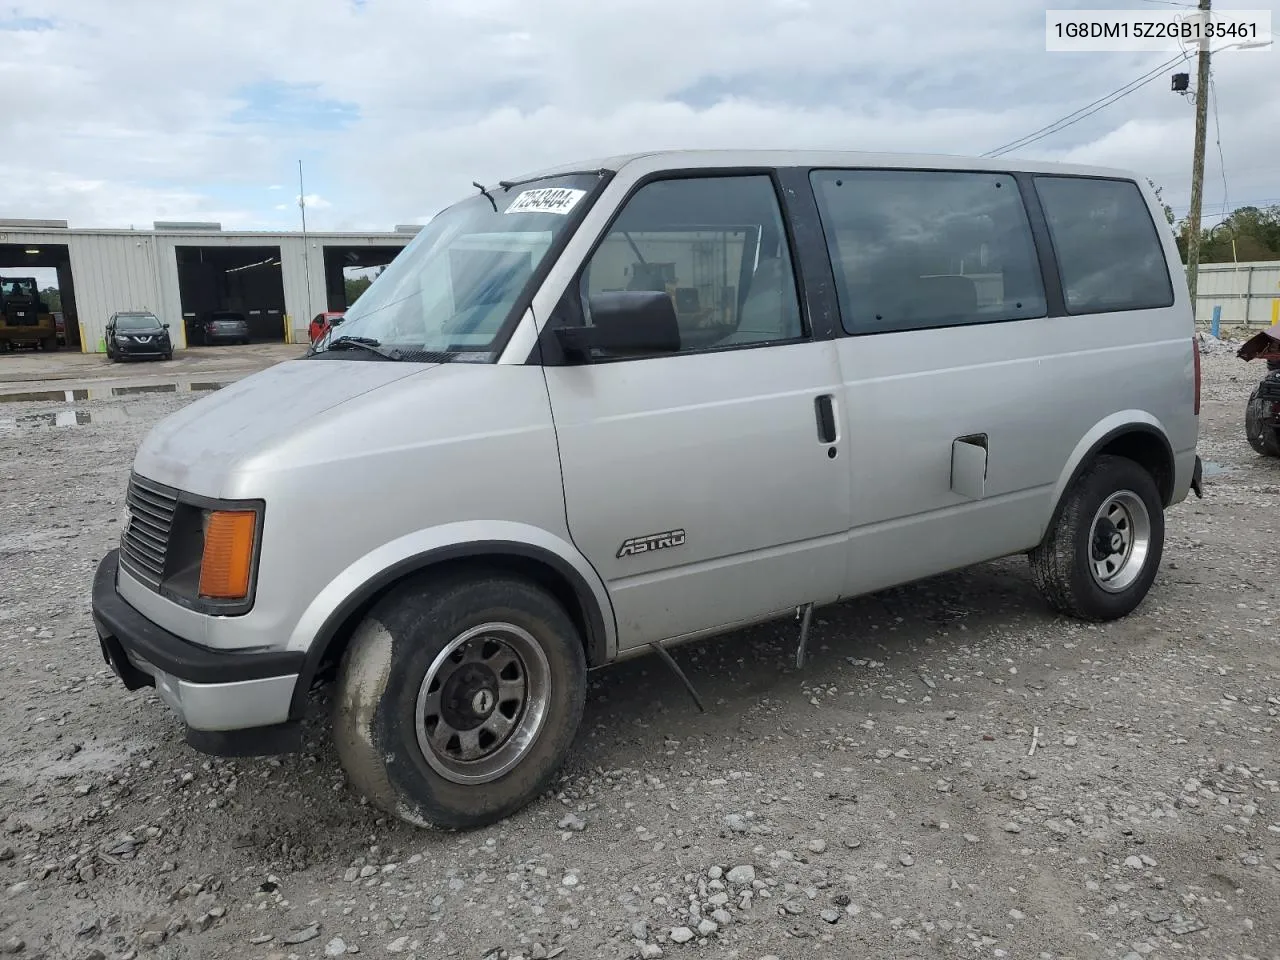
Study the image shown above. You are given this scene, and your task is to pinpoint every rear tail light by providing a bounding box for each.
[1192,336,1201,415]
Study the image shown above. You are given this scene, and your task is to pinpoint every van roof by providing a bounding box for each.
[496,149,1145,188]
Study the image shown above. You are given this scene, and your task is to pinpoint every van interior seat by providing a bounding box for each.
[718,257,803,345]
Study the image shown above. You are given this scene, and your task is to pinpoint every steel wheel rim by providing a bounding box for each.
[414,622,551,785]
[1088,489,1151,593]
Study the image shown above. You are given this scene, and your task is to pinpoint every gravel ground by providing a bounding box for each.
[0,345,1277,960]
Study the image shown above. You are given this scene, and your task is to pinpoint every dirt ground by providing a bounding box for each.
[0,341,1277,960]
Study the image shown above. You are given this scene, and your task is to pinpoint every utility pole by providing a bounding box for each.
[1184,0,1212,313]
[298,160,315,332]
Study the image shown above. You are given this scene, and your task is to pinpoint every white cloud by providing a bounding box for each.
[1,0,1277,230]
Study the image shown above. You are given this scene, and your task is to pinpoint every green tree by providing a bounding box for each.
[39,286,61,312]
[344,275,372,306]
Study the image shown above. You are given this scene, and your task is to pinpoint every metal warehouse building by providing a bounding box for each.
[0,218,420,351]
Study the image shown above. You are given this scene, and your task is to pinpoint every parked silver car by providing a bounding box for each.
[92,150,1202,829]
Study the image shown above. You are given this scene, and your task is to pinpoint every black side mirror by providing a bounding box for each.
[162,323,170,329]
[554,291,681,362]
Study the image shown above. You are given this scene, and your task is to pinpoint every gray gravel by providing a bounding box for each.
[0,349,1278,959]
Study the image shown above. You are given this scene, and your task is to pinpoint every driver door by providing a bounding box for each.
[541,173,851,652]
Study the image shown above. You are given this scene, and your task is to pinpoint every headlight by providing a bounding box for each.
[147,495,264,615]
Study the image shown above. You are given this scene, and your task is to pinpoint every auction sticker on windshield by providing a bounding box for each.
[505,188,586,215]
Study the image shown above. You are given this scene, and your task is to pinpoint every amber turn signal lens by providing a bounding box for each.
[199,510,257,600]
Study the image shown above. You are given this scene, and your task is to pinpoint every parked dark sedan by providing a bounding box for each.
[105,311,173,362]
[200,311,251,346]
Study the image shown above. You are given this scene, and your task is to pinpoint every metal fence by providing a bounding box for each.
[1194,260,1280,329]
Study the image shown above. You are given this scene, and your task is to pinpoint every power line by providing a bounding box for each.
[984,51,1190,158]
[1137,0,1195,6]
[1209,74,1229,222]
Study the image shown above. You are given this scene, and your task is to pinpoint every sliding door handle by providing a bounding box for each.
[814,394,837,445]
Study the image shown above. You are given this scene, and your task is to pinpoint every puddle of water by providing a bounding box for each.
[1203,460,1232,477]
[0,388,90,403]
[0,407,131,430]
[0,382,227,404]
[111,383,177,396]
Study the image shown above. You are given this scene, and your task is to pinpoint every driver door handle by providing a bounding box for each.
[814,394,837,445]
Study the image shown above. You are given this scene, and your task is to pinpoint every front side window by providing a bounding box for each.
[579,175,804,354]
[811,169,1047,335]
[1034,176,1174,314]
[318,173,604,360]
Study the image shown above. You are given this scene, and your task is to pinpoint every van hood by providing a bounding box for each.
[133,358,431,496]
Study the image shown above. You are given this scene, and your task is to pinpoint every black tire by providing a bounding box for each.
[1029,454,1164,621]
[41,336,56,351]
[333,571,587,830]
[164,351,173,361]
[1245,387,1280,457]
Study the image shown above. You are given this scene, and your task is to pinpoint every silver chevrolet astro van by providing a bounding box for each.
[92,150,1203,829]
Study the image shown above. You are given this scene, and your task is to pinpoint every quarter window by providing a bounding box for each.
[810,169,1047,335]
[580,175,805,354]
[1034,176,1174,314]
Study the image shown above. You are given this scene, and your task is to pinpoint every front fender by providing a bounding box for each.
[285,520,617,695]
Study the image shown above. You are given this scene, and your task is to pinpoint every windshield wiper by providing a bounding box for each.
[325,335,403,361]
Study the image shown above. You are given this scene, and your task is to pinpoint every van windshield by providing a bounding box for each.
[315,173,603,360]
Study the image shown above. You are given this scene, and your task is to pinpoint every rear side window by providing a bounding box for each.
[1033,176,1174,314]
[810,169,1046,336]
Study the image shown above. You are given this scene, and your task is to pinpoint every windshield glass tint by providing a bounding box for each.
[317,174,601,358]
[1,279,36,298]
[117,314,161,330]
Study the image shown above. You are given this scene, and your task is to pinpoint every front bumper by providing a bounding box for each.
[115,340,170,357]
[92,550,304,756]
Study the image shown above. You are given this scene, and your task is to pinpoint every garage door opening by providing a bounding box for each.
[176,245,286,344]
[321,245,404,314]
[0,243,81,352]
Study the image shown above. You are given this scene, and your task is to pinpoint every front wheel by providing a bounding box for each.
[1029,454,1164,621]
[333,571,587,830]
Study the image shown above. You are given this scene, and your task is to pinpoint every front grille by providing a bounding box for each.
[120,473,179,589]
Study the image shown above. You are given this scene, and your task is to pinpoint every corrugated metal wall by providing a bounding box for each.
[0,227,410,352]
[1194,260,1280,327]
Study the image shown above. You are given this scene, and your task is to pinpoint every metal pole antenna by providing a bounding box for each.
[299,160,315,330]
[1184,0,1212,315]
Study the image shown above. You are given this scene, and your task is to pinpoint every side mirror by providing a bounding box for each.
[162,323,170,329]
[554,291,681,362]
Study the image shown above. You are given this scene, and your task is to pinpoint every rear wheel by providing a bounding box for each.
[333,571,587,830]
[1245,387,1280,457]
[1030,455,1164,621]
[40,336,56,351]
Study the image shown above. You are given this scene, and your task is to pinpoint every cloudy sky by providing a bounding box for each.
[2,0,1278,234]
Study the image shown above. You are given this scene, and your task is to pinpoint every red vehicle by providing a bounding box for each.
[1240,328,1280,458]
[309,311,345,343]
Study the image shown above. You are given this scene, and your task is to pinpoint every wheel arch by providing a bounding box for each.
[1041,415,1175,542]
[287,526,616,721]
